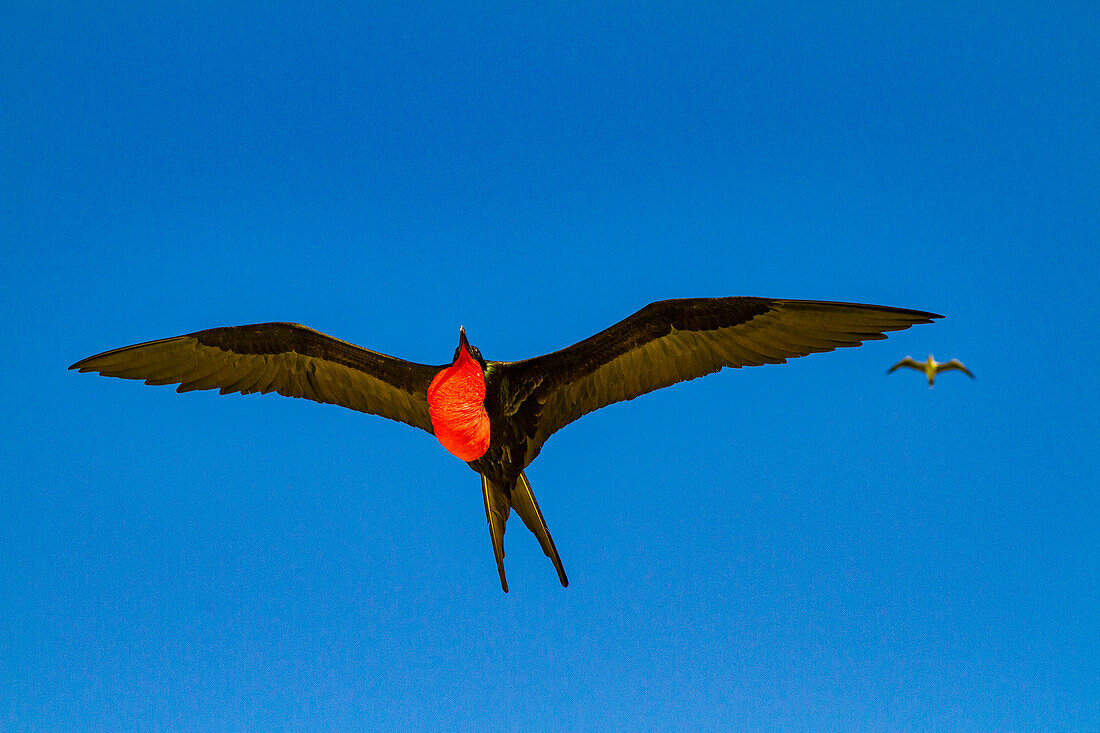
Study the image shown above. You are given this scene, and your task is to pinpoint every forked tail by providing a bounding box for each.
[480,472,569,592]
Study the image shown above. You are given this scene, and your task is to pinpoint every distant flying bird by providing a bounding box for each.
[71,297,939,591]
[888,354,974,386]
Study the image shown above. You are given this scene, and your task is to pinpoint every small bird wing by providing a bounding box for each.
[502,298,941,458]
[888,357,924,374]
[70,322,441,433]
[937,359,975,378]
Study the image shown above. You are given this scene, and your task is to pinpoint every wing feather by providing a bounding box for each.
[500,297,940,459]
[176,358,236,393]
[888,357,923,374]
[937,359,975,378]
[71,322,441,433]
[219,358,268,395]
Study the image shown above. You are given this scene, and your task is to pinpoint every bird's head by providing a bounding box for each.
[454,326,486,367]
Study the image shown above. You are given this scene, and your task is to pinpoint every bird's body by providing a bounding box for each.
[72,296,940,591]
[888,354,973,387]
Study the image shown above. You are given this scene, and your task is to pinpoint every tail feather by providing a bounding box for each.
[480,475,511,593]
[512,472,569,588]
[479,472,569,591]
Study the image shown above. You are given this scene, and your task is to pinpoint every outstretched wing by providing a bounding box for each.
[937,359,975,378]
[70,322,442,433]
[501,297,941,459]
[888,357,924,374]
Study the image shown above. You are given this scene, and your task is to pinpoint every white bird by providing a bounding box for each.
[888,354,974,387]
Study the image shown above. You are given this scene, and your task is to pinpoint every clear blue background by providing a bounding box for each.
[3,2,1097,730]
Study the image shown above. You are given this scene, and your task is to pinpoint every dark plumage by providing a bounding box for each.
[71,296,941,591]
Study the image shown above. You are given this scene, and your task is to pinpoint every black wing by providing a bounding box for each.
[70,322,442,433]
[500,297,941,460]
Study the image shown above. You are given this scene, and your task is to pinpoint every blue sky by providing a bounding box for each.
[3,2,1097,729]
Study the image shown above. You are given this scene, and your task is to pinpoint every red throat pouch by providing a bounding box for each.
[426,346,490,461]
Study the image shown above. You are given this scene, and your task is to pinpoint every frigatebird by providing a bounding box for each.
[71,296,940,591]
[888,354,973,387]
